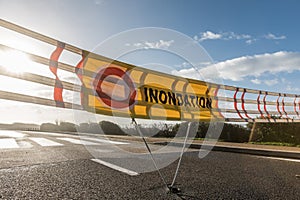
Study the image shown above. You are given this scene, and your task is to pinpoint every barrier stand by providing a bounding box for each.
[131,117,169,192]
[132,117,193,197]
[169,121,191,194]
[248,122,257,142]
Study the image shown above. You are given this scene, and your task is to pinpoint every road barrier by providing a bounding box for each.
[0,19,299,123]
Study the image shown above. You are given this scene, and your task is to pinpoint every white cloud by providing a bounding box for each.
[128,40,174,50]
[286,85,300,93]
[132,43,143,47]
[172,68,202,80]
[251,79,262,84]
[175,61,213,69]
[194,31,286,44]
[194,31,222,41]
[225,32,251,40]
[250,78,279,86]
[194,31,251,43]
[246,39,257,45]
[264,33,286,40]
[173,51,300,82]
[251,78,281,87]
[145,40,174,49]
[264,79,278,86]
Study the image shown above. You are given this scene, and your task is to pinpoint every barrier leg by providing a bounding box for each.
[248,122,257,142]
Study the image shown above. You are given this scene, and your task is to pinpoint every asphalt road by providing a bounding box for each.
[0,130,299,199]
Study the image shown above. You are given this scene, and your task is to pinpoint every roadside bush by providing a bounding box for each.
[59,122,77,132]
[99,121,126,135]
[249,122,300,145]
[167,122,250,143]
[40,123,58,132]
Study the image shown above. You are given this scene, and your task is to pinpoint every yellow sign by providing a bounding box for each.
[82,53,222,121]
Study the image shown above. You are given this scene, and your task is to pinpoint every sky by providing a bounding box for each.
[0,0,299,125]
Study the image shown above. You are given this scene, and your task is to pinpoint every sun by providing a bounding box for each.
[0,49,33,74]
[0,30,43,75]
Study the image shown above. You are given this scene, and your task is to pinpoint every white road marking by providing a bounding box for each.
[26,131,68,137]
[17,141,33,148]
[56,138,99,145]
[91,159,139,176]
[82,137,129,145]
[259,156,300,163]
[0,131,26,138]
[94,149,115,153]
[0,138,19,149]
[29,137,63,147]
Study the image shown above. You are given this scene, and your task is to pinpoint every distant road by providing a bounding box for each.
[0,130,299,199]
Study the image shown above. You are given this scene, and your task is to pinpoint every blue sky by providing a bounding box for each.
[0,0,299,124]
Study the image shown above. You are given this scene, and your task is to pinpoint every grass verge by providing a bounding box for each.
[249,141,300,148]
